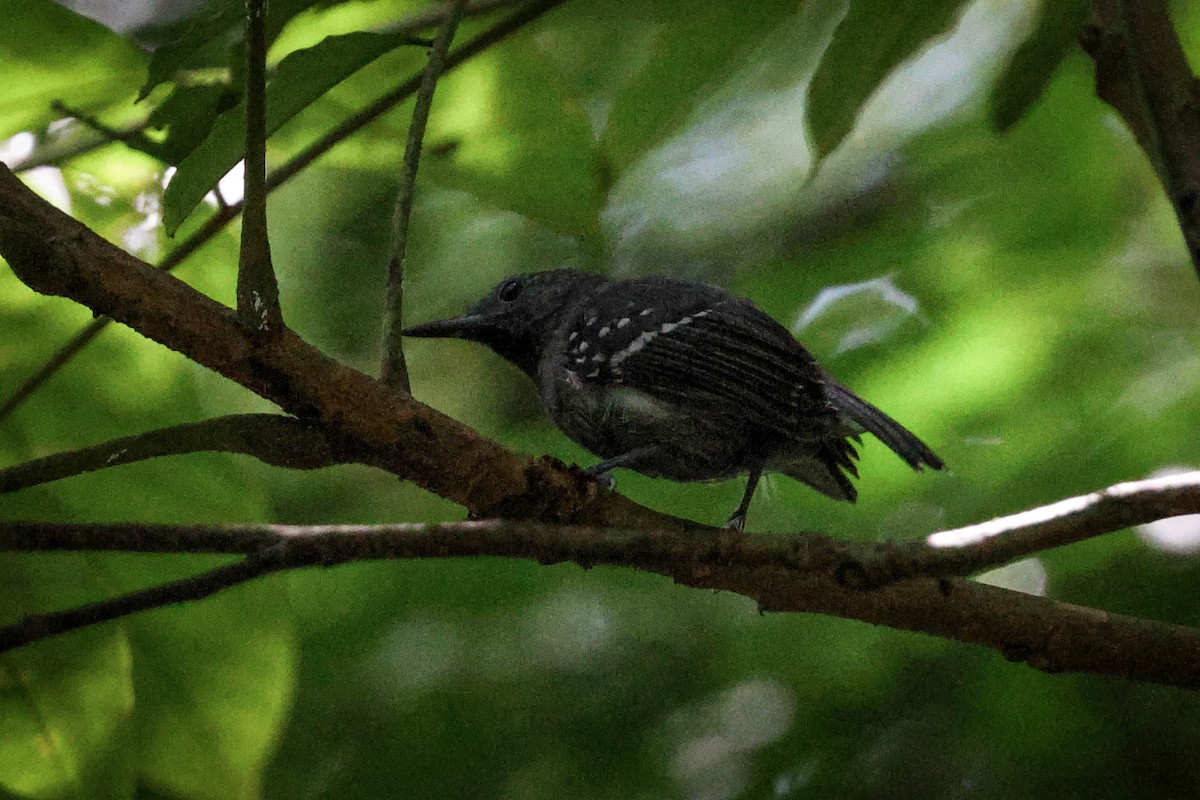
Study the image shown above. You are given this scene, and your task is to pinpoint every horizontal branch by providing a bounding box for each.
[3,518,1199,689]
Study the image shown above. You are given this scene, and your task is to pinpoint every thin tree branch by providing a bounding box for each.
[237,0,283,332]
[856,470,1200,585]
[381,0,469,392]
[1083,0,1200,278]
[0,0,570,423]
[3,517,1200,689]
[0,545,288,653]
[0,415,343,494]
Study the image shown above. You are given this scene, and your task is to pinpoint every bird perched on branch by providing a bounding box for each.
[404,270,943,529]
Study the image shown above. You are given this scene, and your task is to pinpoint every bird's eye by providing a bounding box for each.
[498,279,521,302]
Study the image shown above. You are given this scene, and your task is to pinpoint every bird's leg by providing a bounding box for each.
[584,447,658,490]
[724,462,764,532]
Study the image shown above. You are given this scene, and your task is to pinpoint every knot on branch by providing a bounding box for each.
[471,455,593,522]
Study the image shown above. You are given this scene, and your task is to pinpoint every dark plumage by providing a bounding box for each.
[404,270,943,529]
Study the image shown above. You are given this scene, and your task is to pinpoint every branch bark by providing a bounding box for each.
[3,517,1200,689]
[0,415,342,494]
[237,0,284,332]
[0,161,673,528]
[5,153,1200,686]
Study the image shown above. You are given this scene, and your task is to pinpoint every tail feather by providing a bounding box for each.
[824,380,944,471]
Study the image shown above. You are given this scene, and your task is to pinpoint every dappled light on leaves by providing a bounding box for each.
[669,679,796,800]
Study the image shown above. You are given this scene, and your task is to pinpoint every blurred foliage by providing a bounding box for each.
[3,0,1200,798]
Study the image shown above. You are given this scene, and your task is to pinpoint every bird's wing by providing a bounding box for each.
[568,280,839,447]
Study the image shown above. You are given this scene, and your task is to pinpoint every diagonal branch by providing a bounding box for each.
[237,0,284,332]
[0,545,288,653]
[856,470,1200,585]
[0,0,571,424]
[3,517,1200,689]
[0,159,673,527]
[380,0,470,392]
[0,414,345,494]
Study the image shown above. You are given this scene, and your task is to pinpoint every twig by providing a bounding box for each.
[0,0,570,423]
[855,471,1200,585]
[236,0,283,332]
[0,414,343,494]
[1083,0,1200,278]
[0,546,288,653]
[3,517,1200,689]
[380,0,469,391]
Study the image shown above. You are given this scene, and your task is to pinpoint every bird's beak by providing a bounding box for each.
[402,313,489,339]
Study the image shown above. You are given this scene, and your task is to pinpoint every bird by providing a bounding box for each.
[403,270,943,530]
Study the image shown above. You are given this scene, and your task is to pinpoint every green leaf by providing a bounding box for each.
[0,0,146,140]
[0,556,136,800]
[990,0,1089,132]
[139,1,243,101]
[142,84,240,164]
[139,0,327,100]
[422,41,607,243]
[591,0,803,174]
[531,0,802,178]
[807,0,968,159]
[163,31,420,235]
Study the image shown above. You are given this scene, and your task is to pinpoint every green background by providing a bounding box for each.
[2,0,1200,797]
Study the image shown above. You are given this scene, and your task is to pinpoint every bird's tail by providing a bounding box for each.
[824,380,944,471]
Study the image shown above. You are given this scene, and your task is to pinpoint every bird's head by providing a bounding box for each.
[403,269,606,376]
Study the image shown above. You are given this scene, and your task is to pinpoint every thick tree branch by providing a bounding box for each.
[1083,0,1200,278]
[0,161,673,528]
[3,516,1199,689]
[0,415,343,494]
[237,0,283,332]
[0,0,570,423]
[380,0,469,392]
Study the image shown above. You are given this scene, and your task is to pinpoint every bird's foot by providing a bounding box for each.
[584,466,616,490]
[723,512,747,532]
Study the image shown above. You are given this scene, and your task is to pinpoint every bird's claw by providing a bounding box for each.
[591,471,616,491]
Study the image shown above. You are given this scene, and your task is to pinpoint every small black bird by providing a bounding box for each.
[404,270,943,529]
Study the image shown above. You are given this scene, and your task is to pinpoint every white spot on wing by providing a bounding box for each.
[611,329,659,366]
[598,326,610,337]
[617,318,630,328]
